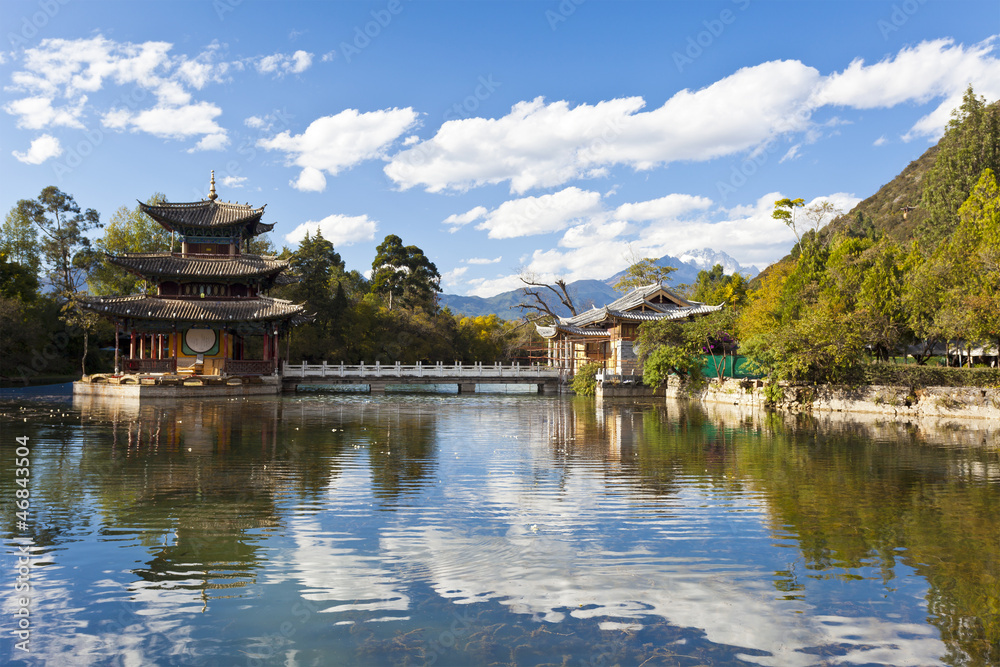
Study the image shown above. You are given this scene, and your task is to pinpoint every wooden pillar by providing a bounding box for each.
[263,333,270,361]
[114,323,120,373]
[222,329,229,359]
[130,331,136,359]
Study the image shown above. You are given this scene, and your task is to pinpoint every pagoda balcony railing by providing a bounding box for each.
[223,359,278,376]
[282,361,560,379]
[122,358,177,374]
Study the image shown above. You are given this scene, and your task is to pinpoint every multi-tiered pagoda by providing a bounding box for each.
[83,172,306,378]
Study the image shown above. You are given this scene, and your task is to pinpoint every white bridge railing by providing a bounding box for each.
[283,361,559,380]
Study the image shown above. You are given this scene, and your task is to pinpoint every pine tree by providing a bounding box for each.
[921,86,1000,245]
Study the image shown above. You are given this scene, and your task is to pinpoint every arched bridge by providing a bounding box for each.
[281,361,561,394]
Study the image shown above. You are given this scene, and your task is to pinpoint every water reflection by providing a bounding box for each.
[0,393,995,665]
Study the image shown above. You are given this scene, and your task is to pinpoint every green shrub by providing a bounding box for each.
[863,364,1000,388]
[571,362,603,396]
[642,345,699,387]
[763,382,785,405]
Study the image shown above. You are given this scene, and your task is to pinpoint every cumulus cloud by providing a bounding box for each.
[613,194,712,222]
[258,108,419,192]
[465,256,502,265]
[810,37,1000,141]
[255,50,313,76]
[462,191,861,298]
[386,60,820,194]
[474,187,604,239]
[221,175,247,188]
[285,213,378,247]
[5,35,232,150]
[385,38,1000,194]
[4,95,85,130]
[441,266,470,288]
[444,206,488,232]
[12,134,62,164]
[638,192,861,268]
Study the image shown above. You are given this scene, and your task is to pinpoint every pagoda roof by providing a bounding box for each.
[139,199,272,238]
[107,253,290,281]
[535,283,723,339]
[82,295,306,324]
[535,324,611,338]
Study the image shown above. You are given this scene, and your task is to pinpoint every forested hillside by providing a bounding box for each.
[641,86,1000,388]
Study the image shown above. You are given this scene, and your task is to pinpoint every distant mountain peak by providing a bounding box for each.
[675,248,760,277]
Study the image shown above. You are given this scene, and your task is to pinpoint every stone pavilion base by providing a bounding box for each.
[73,374,282,398]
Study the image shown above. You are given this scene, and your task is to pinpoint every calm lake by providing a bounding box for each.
[1,388,998,666]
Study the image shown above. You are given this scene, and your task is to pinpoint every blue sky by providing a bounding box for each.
[2,0,998,296]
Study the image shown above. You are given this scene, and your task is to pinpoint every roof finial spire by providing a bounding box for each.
[208,170,218,201]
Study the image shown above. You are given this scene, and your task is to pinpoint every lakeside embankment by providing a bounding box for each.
[664,377,1000,421]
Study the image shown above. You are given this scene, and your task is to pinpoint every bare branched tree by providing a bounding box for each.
[515,269,578,321]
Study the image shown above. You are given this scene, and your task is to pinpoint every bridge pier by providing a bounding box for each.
[457,383,477,394]
[369,383,386,394]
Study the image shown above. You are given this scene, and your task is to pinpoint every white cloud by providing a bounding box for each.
[811,38,997,110]
[188,131,229,152]
[285,213,378,247]
[465,256,502,265]
[461,191,863,297]
[779,144,802,163]
[444,205,487,232]
[321,51,336,63]
[811,37,1000,141]
[101,108,131,130]
[291,167,326,192]
[386,60,819,194]
[475,187,604,239]
[4,95,85,130]
[386,38,1000,194]
[127,101,226,139]
[637,191,861,268]
[245,115,266,129]
[12,134,62,164]
[4,36,234,149]
[259,108,419,192]
[613,194,712,222]
[221,175,247,188]
[873,135,887,146]
[441,266,469,288]
[255,50,313,76]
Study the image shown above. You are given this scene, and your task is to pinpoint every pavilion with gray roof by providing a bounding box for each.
[535,283,723,377]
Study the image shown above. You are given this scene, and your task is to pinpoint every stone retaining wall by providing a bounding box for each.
[666,377,1000,420]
